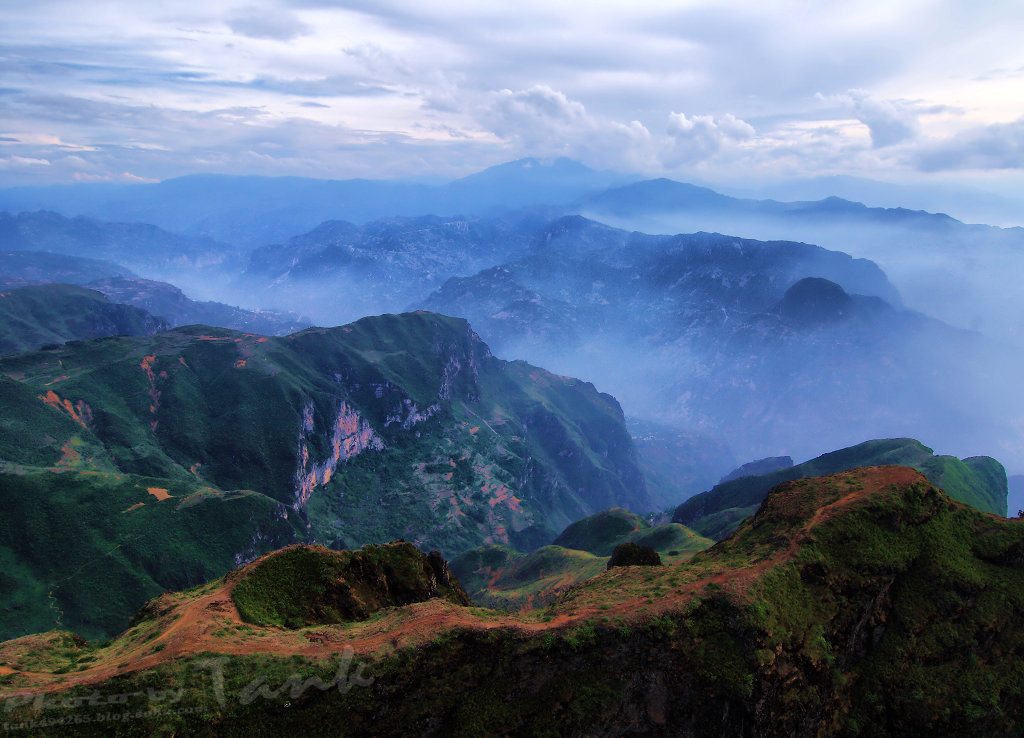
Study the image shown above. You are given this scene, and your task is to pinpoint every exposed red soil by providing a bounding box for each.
[146,487,172,502]
[0,466,933,696]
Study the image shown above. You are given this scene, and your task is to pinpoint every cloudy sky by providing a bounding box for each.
[2,0,1024,193]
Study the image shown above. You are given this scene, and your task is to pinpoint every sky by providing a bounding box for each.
[2,0,1024,196]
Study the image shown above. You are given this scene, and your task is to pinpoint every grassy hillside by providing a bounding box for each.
[551,507,648,555]
[0,311,649,639]
[230,543,470,628]
[450,545,607,610]
[0,283,167,354]
[5,466,1024,735]
[0,468,300,641]
[452,508,712,609]
[674,438,1007,538]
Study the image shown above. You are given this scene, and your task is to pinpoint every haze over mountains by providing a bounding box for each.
[1,157,1022,476]
[576,176,1024,345]
[5,157,1024,347]
[3,158,1024,737]
[0,159,633,249]
[7,0,1024,730]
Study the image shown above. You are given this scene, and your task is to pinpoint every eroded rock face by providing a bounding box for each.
[294,400,384,510]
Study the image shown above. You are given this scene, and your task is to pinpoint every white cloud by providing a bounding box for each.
[824,90,920,148]
[481,85,655,170]
[663,112,755,166]
[0,1,1023,187]
[488,85,589,138]
[915,117,1024,171]
[225,5,312,41]
[0,156,50,168]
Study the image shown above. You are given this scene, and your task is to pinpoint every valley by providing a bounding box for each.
[1,158,1021,736]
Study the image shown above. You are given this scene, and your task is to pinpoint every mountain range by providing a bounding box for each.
[2,156,1023,734]
[576,176,1024,344]
[0,211,237,290]
[4,158,1023,343]
[0,311,649,640]
[672,437,1007,540]
[3,198,1021,472]
[0,158,633,248]
[416,217,1016,465]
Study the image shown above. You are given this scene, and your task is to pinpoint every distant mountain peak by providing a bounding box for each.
[777,277,852,326]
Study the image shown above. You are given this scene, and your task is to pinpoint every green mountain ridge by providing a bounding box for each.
[451,508,713,608]
[0,283,169,354]
[0,311,649,640]
[674,437,1007,539]
[5,466,1024,735]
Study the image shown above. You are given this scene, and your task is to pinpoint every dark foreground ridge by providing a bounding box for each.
[3,465,1024,736]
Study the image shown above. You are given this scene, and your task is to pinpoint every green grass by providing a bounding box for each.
[0,283,164,355]
[0,311,653,641]
[0,468,302,641]
[552,507,648,556]
[231,543,469,628]
[451,514,711,609]
[676,438,1008,539]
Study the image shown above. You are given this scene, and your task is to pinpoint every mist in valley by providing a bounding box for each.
[6,5,1024,730]
[110,191,1024,483]
[3,0,1024,495]
[6,170,1023,495]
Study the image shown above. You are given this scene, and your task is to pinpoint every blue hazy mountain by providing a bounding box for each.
[4,159,1021,343]
[231,212,550,325]
[0,240,307,336]
[722,174,1024,228]
[576,177,1024,344]
[0,210,238,289]
[0,249,138,287]
[415,217,1018,469]
[0,158,634,248]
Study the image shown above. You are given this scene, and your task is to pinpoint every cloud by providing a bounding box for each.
[226,6,312,41]
[0,155,50,168]
[481,85,654,170]
[238,74,394,98]
[816,90,920,148]
[487,85,589,137]
[663,112,755,166]
[0,88,501,185]
[0,1,1022,188]
[915,118,1024,171]
[848,91,918,148]
[479,86,764,173]
[71,170,157,183]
